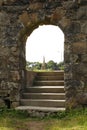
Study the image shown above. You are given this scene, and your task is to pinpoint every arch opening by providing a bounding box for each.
[26,25,64,71]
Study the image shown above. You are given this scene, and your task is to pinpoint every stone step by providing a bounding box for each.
[16,106,65,112]
[23,93,65,100]
[20,99,65,107]
[36,75,64,80]
[36,71,64,76]
[26,86,65,93]
[34,80,64,86]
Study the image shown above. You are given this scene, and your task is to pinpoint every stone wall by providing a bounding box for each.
[0,0,87,109]
[26,71,37,87]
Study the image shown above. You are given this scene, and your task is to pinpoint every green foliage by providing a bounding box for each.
[57,61,64,70]
[26,61,42,70]
[45,111,67,120]
[0,108,87,130]
[26,61,64,71]
[0,108,87,120]
[0,108,29,119]
[46,60,58,70]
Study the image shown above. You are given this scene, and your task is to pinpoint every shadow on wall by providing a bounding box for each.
[26,70,37,87]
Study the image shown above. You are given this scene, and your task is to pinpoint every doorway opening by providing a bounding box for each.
[26,25,64,71]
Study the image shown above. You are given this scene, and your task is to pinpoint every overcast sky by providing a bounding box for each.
[26,25,64,63]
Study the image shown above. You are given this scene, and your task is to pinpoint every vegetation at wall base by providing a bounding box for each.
[0,108,87,130]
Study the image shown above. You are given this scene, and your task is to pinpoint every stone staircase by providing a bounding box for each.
[16,71,66,112]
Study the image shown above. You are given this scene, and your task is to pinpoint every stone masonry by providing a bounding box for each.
[0,0,87,109]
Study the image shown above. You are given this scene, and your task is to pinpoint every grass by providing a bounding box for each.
[32,69,54,72]
[33,69,63,72]
[0,108,87,130]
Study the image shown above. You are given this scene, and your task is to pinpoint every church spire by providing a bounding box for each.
[41,56,46,70]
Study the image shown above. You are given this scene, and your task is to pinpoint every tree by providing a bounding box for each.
[47,60,58,70]
[26,61,42,70]
[34,62,42,70]
[57,61,64,70]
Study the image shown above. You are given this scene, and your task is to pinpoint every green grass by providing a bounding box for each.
[33,69,54,72]
[0,108,87,130]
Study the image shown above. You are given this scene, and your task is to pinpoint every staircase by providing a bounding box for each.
[16,71,66,112]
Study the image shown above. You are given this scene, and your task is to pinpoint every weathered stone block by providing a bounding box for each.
[66,97,78,109]
[77,6,87,19]
[10,46,19,56]
[9,56,19,63]
[72,42,87,54]
[10,91,20,101]
[8,62,20,70]
[29,13,38,23]
[64,64,72,73]
[19,12,30,26]
[72,63,87,75]
[7,82,20,90]
[82,54,87,63]
[81,22,87,34]
[59,17,71,28]
[11,102,19,108]
[0,0,3,6]
[76,92,87,107]
[78,0,87,5]
[1,0,29,5]
[70,54,79,63]
[0,90,8,96]
[26,71,37,87]
[75,34,87,42]
[29,3,43,10]
[51,8,63,22]
[0,99,6,108]
[9,71,20,82]
[0,46,9,56]
[6,82,21,101]
[0,71,8,79]
[65,22,81,35]
[0,58,7,69]
[0,80,8,90]
[64,52,72,63]
[65,79,84,91]
[0,11,10,25]
[63,1,78,9]
[64,72,73,80]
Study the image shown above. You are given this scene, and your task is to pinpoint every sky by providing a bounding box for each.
[26,25,64,63]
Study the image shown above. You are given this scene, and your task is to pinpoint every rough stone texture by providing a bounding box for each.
[0,99,6,108]
[26,71,37,87]
[0,0,87,109]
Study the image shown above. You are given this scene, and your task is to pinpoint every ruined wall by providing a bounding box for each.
[0,0,87,109]
[26,71,37,87]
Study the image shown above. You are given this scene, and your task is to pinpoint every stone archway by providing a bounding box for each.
[0,0,87,109]
[26,24,64,66]
[18,9,70,109]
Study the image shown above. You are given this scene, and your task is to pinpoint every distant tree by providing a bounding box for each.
[47,60,58,70]
[34,62,42,70]
[57,61,64,70]
[26,60,64,71]
[26,61,42,70]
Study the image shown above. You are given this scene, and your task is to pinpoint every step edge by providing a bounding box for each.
[26,86,64,88]
[34,80,64,82]
[20,99,66,102]
[16,106,65,111]
[23,93,65,95]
